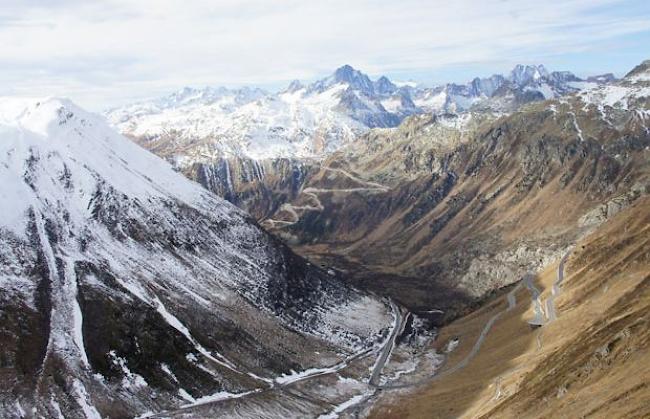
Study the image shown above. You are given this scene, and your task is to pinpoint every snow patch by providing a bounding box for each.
[72,380,102,419]
[109,351,148,389]
[181,389,261,408]
[178,388,196,403]
[318,391,373,419]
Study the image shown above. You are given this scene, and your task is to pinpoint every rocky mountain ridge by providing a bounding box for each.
[410,64,614,114]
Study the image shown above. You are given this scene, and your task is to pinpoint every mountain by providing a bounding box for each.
[105,65,416,163]
[104,65,424,220]
[411,64,615,114]
[107,64,614,163]
[0,97,394,418]
[624,59,650,81]
[261,61,649,312]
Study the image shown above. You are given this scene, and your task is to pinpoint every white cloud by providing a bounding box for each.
[0,0,648,109]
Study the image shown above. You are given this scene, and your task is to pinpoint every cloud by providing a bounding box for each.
[0,0,648,109]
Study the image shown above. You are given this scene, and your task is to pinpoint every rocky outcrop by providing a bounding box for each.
[579,181,650,227]
[182,157,318,219]
[457,243,568,298]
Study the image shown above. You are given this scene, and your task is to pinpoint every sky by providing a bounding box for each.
[1,0,649,110]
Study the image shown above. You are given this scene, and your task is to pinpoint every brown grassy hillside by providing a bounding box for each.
[368,195,650,418]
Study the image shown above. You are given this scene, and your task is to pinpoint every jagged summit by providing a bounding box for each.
[283,79,304,93]
[375,75,398,95]
[106,65,416,162]
[510,64,550,84]
[308,64,376,94]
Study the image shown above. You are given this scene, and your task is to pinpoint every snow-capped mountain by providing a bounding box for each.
[106,65,417,162]
[0,97,392,417]
[411,64,615,113]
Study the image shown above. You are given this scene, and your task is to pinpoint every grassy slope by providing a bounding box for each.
[369,196,650,418]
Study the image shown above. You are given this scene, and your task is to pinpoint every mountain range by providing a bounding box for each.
[260,60,650,310]
[106,63,615,161]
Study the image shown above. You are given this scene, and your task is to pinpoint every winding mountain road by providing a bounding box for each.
[523,273,545,325]
[263,167,389,228]
[322,167,390,192]
[545,250,571,322]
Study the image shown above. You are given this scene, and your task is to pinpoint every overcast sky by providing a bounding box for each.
[1,0,649,110]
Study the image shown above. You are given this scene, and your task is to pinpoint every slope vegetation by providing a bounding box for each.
[368,195,650,418]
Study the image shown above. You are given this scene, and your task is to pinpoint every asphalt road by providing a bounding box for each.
[378,282,523,390]
[369,300,409,386]
[545,250,571,322]
[523,273,545,325]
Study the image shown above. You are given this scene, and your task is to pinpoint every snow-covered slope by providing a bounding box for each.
[578,59,650,110]
[0,97,392,418]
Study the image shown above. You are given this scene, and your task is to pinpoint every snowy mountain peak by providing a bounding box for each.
[313,64,376,94]
[624,59,650,82]
[106,63,616,163]
[133,86,267,112]
[106,65,415,161]
[0,96,89,138]
[510,64,551,85]
[586,73,617,83]
[284,79,305,93]
[0,96,212,236]
[375,75,398,95]
[0,95,393,417]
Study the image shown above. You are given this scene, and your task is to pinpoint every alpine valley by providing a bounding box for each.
[1,59,649,419]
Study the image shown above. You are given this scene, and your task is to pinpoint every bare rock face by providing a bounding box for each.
[457,243,567,298]
[181,156,318,220]
[0,98,392,418]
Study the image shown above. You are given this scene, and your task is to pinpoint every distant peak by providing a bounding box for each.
[335,64,356,73]
[374,75,397,94]
[310,64,376,94]
[624,59,650,81]
[586,73,617,84]
[333,64,363,82]
[509,63,556,85]
[284,79,305,93]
